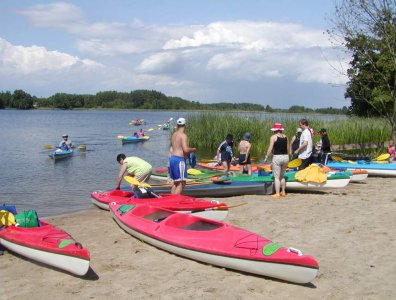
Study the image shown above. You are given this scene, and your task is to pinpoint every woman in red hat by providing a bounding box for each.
[264,123,289,198]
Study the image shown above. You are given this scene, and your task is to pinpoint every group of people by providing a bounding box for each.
[116,117,196,194]
[264,119,332,198]
[114,117,333,197]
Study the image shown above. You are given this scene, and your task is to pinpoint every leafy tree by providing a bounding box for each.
[329,0,396,140]
[10,89,33,109]
[0,91,12,109]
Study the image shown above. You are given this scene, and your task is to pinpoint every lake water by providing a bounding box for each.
[0,109,346,217]
[0,109,178,217]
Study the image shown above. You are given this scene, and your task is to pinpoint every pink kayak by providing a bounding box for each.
[110,202,319,283]
[0,221,90,276]
[91,189,229,221]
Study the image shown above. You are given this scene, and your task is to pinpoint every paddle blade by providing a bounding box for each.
[331,155,343,162]
[373,153,390,161]
[288,158,302,168]
[258,165,272,172]
[117,135,124,139]
[187,168,203,175]
[43,145,53,150]
[77,145,87,150]
[124,176,140,185]
[147,128,154,132]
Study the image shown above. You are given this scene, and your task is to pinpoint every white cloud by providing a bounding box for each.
[8,2,349,106]
[17,2,84,29]
[0,38,101,75]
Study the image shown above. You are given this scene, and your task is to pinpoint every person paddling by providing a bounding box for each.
[59,134,72,150]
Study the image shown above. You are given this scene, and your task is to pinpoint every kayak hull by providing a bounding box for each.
[148,181,274,197]
[90,190,229,221]
[0,221,90,276]
[121,136,150,144]
[49,149,73,160]
[110,203,319,284]
[326,161,396,177]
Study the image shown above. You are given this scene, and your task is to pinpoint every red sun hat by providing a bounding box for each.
[270,123,284,131]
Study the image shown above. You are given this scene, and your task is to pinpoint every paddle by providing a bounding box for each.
[43,145,87,150]
[287,158,302,168]
[191,202,248,212]
[124,176,151,187]
[373,153,390,161]
[331,155,344,162]
[147,128,154,132]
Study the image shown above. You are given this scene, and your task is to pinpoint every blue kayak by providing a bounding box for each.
[121,136,150,144]
[326,160,396,177]
[49,149,73,160]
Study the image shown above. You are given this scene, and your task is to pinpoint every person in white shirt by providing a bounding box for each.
[293,119,313,169]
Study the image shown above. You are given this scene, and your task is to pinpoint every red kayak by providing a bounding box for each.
[91,189,229,221]
[110,203,319,284]
[0,221,90,276]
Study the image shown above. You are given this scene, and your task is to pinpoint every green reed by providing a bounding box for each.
[185,112,391,158]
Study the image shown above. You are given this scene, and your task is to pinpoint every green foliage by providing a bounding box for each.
[5,90,34,109]
[0,88,348,113]
[187,112,391,158]
[331,0,396,139]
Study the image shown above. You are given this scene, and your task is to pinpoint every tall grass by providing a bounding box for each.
[185,112,391,158]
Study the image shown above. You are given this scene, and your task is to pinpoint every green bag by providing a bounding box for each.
[15,210,40,228]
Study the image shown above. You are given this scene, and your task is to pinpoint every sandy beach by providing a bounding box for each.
[1,177,396,299]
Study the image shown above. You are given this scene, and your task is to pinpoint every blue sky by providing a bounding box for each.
[0,0,349,108]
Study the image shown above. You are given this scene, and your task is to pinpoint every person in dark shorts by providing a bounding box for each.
[216,134,234,175]
[238,132,252,175]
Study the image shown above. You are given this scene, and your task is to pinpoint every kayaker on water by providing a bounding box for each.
[264,123,289,199]
[59,134,72,150]
[115,154,152,189]
[238,132,252,175]
[137,128,145,137]
[169,118,196,194]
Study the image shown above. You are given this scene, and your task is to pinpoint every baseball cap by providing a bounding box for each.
[177,118,186,125]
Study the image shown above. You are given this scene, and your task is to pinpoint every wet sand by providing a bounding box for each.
[1,177,396,299]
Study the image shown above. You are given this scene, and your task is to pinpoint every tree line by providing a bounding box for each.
[0,89,347,114]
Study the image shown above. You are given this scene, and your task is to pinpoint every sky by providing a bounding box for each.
[0,0,350,108]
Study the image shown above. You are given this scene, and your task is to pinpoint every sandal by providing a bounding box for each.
[271,194,281,199]
[280,192,286,197]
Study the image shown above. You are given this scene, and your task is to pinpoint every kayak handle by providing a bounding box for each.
[287,247,303,256]
[75,242,83,249]
[210,200,221,204]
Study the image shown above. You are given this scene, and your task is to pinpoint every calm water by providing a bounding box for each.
[0,109,346,217]
[0,110,178,217]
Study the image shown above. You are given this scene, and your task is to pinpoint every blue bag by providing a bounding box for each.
[0,205,17,215]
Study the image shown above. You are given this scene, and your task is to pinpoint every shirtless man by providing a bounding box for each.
[169,118,196,194]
